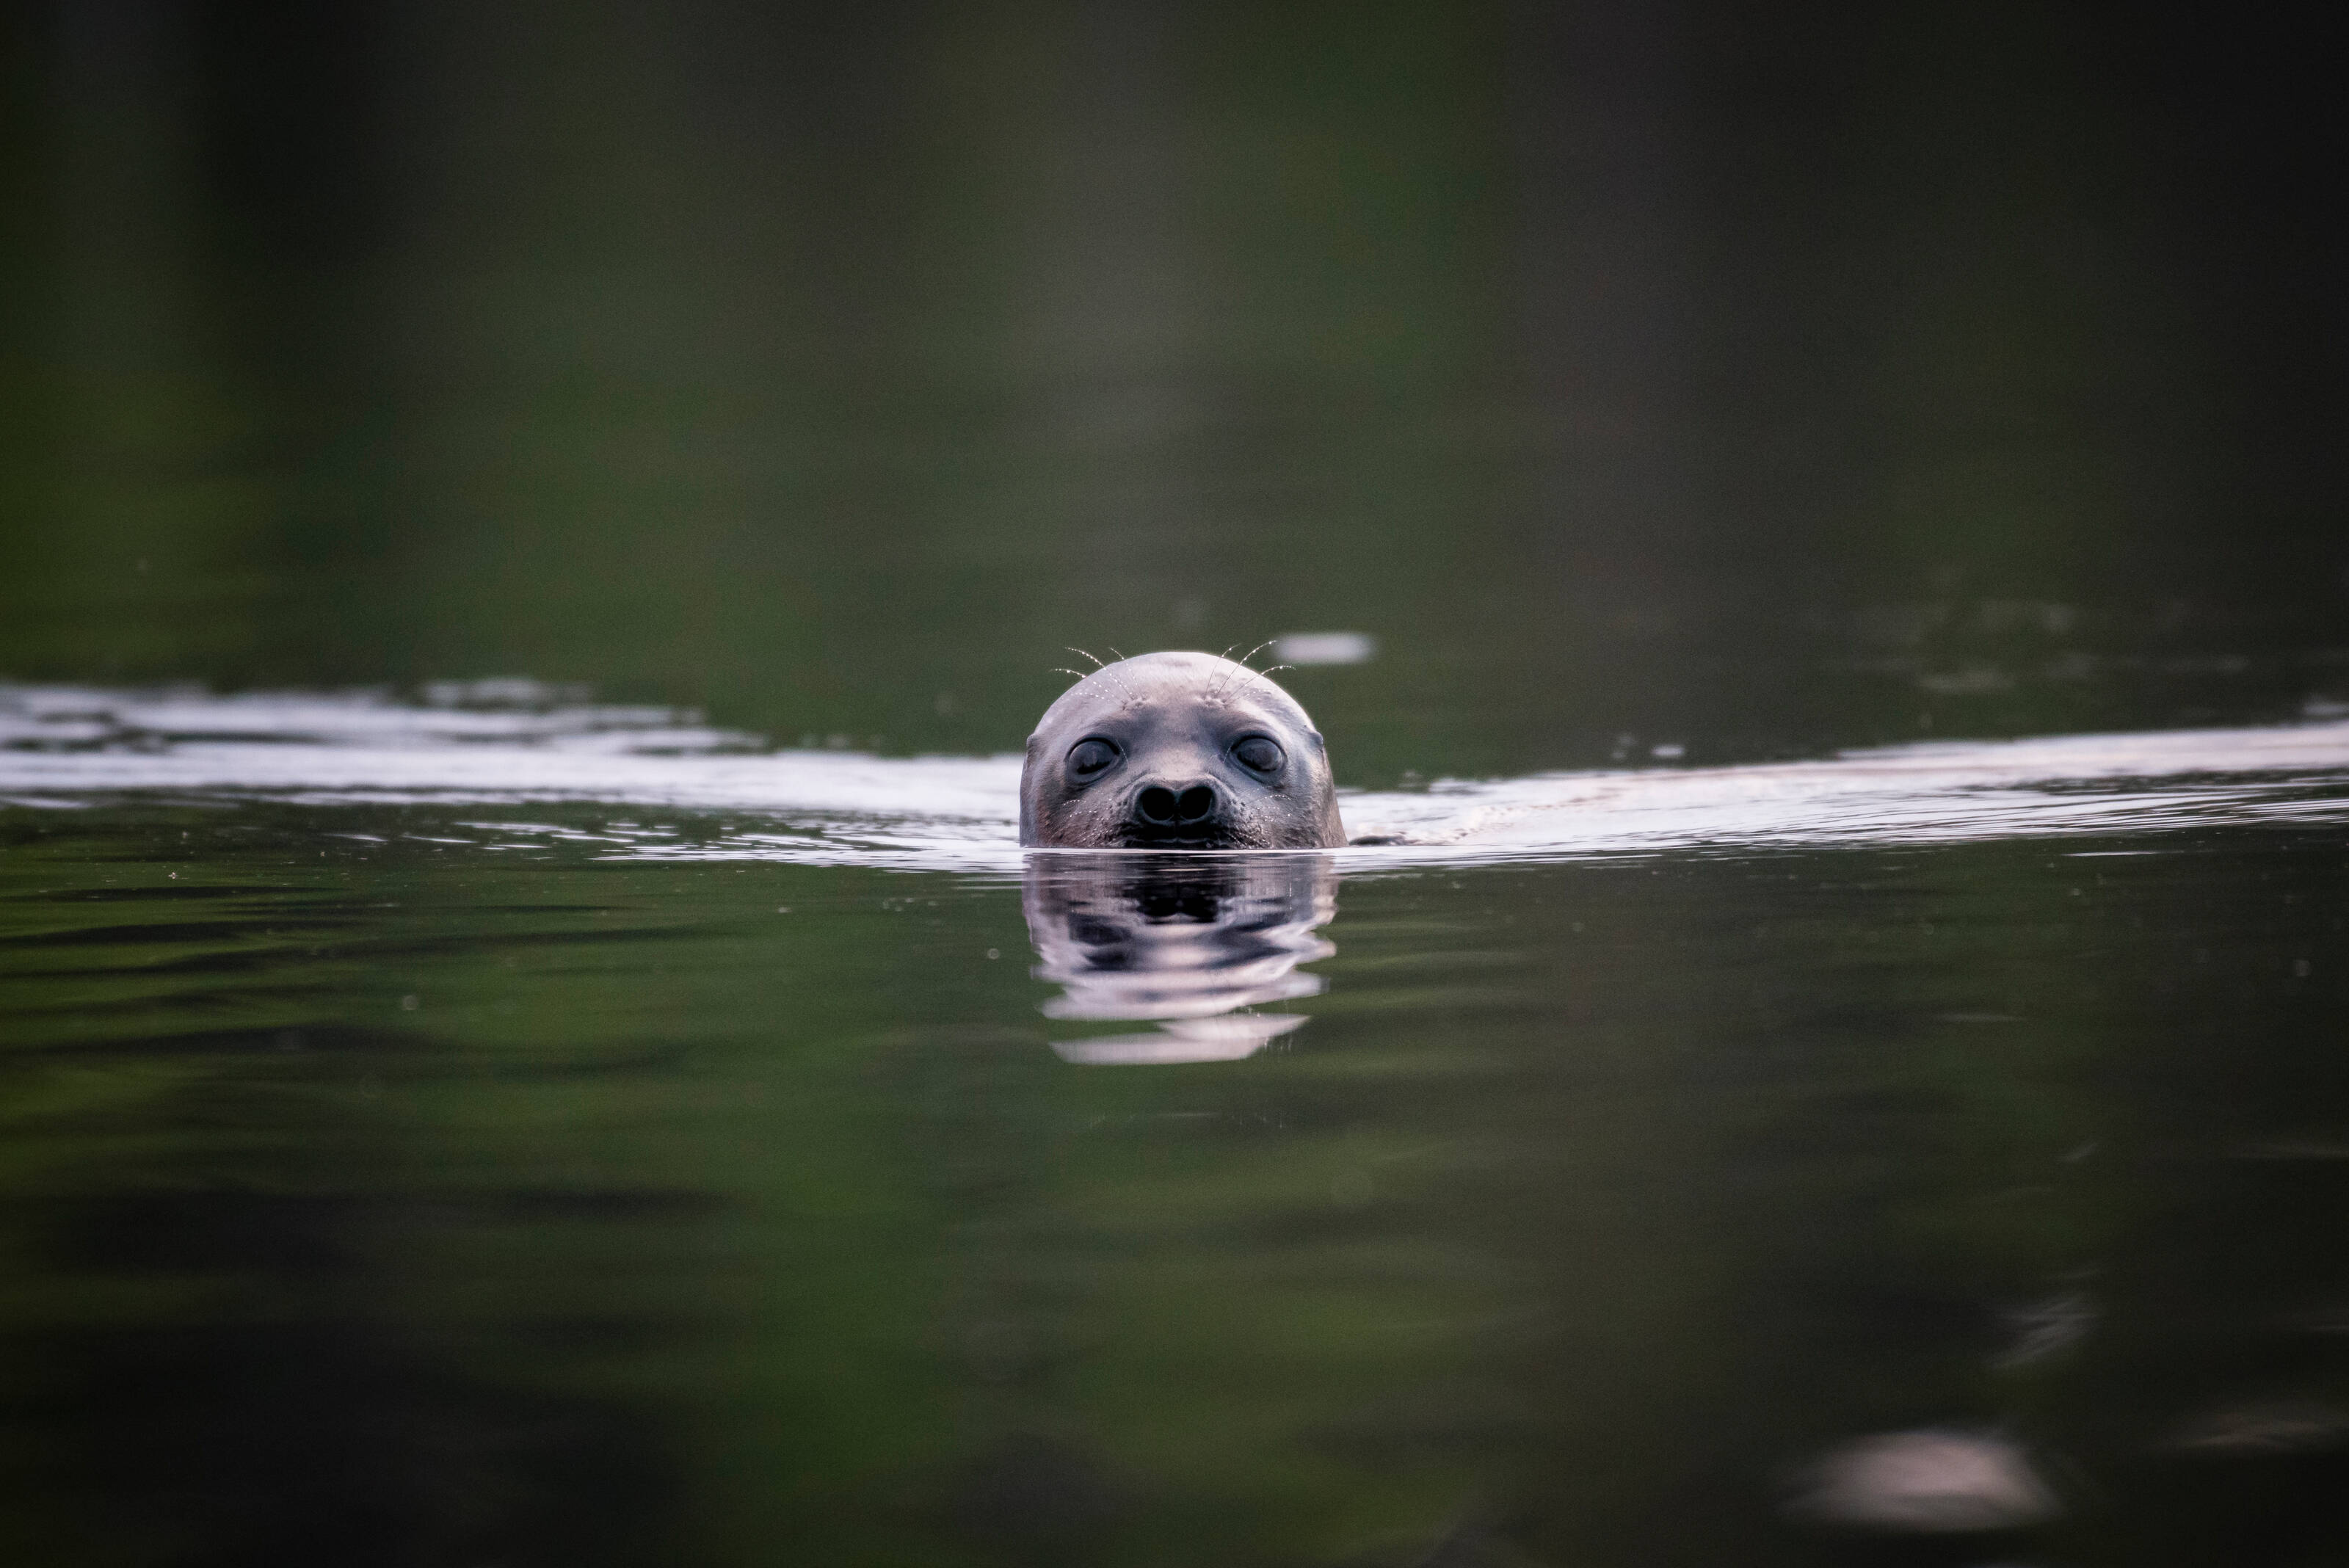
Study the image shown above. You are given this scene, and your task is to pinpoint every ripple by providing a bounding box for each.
[7,680,2349,868]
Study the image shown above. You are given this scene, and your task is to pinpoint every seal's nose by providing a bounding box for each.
[1134,782,1219,829]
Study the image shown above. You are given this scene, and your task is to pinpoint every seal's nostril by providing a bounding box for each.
[1175,785,1216,824]
[1136,785,1178,825]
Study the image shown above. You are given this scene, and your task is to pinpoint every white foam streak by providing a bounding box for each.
[6,682,2349,866]
[1342,720,2349,862]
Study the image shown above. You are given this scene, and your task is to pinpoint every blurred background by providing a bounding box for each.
[4,0,2345,780]
[9,12,2349,1564]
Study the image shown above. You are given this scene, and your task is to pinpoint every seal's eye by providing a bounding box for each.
[1230,735,1285,774]
[1066,737,1120,781]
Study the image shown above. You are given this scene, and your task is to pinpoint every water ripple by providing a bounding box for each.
[7,681,2348,867]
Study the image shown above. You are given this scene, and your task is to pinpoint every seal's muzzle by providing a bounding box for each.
[1019,651,1346,850]
[1126,779,1225,844]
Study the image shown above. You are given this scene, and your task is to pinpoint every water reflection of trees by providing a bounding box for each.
[1022,852,1336,1065]
[10,8,2343,761]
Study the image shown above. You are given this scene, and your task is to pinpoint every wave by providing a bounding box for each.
[6,680,2348,868]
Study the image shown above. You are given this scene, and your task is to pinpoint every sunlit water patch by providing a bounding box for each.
[7,680,2349,866]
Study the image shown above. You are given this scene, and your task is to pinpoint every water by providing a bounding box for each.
[10,680,2349,863]
[4,686,2348,1564]
[10,4,2349,1561]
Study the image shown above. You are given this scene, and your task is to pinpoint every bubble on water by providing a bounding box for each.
[1992,1291,2096,1370]
[1271,632,1374,666]
[2167,1399,2349,1454]
[1789,1430,2061,1532]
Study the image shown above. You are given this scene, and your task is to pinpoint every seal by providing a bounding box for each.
[1020,651,1346,849]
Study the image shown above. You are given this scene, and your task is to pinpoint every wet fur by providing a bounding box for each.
[1020,651,1346,849]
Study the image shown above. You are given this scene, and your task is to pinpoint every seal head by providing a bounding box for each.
[1020,652,1346,849]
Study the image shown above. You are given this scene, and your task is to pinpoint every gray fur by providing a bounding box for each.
[1020,651,1346,849]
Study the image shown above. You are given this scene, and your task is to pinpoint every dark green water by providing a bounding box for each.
[7,3,2349,1563]
[4,804,2348,1565]
[7,3,2348,778]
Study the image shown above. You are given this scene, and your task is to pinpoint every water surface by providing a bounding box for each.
[5,685,2347,1564]
[8,5,2349,1560]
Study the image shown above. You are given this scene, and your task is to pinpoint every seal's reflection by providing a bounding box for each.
[1022,853,1338,1064]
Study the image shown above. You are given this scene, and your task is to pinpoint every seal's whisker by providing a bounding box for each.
[1224,661,1282,702]
[1208,645,1252,700]
[1064,647,1105,669]
[1219,640,1281,700]
[1017,649,1348,849]
[1050,667,1089,683]
[1098,656,1139,707]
